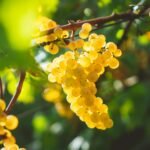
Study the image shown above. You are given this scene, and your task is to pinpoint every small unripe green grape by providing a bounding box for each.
[108,57,119,69]
[0,99,6,111]
[82,23,92,32]
[79,29,89,39]
[44,43,59,54]
[5,115,19,130]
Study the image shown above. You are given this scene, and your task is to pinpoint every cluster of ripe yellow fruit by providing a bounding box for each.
[34,17,122,130]
[0,99,25,150]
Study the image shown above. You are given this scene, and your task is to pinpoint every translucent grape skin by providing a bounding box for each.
[36,20,122,130]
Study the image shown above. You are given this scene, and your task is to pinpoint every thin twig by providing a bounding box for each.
[5,72,26,114]
[0,77,4,99]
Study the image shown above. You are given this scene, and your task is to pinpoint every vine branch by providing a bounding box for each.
[38,5,150,38]
[0,77,4,99]
[5,72,26,114]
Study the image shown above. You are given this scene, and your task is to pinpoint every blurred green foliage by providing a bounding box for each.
[0,0,150,150]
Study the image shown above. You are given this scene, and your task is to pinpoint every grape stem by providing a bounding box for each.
[5,72,26,114]
[38,5,150,38]
[0,77,4,99]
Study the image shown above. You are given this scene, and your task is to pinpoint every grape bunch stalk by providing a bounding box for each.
[33,16,122,130]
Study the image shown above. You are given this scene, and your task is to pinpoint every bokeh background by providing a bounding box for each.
[0,0,150,150]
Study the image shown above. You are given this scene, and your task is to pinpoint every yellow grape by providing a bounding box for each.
[82,23,92,32]
[90,112,100,123]
[113,49,122,57]
[78,56,91,68]
[88,33,98,41]
[106,42,117,53]
[5,115,19,130]
[79,29,89,39]
[3,135,16,147]
[108,57,119,69]
[67,41,77,50]
[47,20,57,29]
[87,72,99,82]
[6,144,19,150]
[44,43,59,54]
[75,39,84,49]
[0,99,6,111]
[61,30,69,38]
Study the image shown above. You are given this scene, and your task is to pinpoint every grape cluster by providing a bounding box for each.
[0,99,25,150]
[34,18,122,129]
[46,26,122,129]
